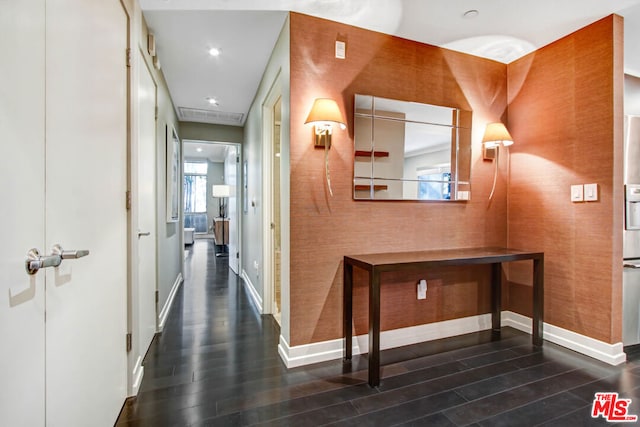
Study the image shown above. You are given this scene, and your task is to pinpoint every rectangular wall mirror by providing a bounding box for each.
[353,94,472,201]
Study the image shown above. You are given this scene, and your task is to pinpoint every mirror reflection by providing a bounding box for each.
[353,95,472,201]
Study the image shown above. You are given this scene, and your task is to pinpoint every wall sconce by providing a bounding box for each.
[482,122,514,200]
[304,98,346,196]
[304,98,346,148]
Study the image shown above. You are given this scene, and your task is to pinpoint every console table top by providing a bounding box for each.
[345,247,543,271]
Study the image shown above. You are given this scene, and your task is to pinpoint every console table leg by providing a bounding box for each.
[491,263,502,337]
[344,262,353,360]
[533,257,544,346]
[369,269,381,387]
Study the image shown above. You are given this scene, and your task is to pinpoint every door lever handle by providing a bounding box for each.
[52,244,89,259]
[25,248,61,275]
[25,244,90,275]
[138,231,151,237]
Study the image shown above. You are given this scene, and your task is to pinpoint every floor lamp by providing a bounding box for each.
[212,184,230,257]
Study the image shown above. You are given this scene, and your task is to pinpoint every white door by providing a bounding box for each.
[226,146,240,273]
[137,52,158,358]
[46,0,128,424]
[0,0,129,425]
[0,0,46,424]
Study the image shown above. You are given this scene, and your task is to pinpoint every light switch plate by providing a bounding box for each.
[584,183,598,201]
[571,184,584,202]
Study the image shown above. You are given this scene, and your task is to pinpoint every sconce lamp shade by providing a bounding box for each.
[304,98,345,127]
[482,122,514,148]
[212,184,231,198]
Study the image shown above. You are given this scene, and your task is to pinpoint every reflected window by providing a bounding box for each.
[184,162,208,213]
[417,169,451,200]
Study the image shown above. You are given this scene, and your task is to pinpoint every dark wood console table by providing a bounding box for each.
[343,247,544,387]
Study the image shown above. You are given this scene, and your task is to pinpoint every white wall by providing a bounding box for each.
[180,122,244,143]
[242,17,290,340]
[626,74,640,114]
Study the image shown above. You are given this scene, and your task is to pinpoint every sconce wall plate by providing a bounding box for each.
[314,126,332,148]
[483,145,496,160]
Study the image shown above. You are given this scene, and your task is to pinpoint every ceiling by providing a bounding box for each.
[183,140,232,162]
[141,0,640,128]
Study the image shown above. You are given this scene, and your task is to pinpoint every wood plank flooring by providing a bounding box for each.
[117,239,640,426]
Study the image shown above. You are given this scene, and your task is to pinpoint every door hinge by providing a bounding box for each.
[236,252,239,259]
[126,48,131,68]
[126,190,132,210]
[237,156,240,163]
[155,290,159,304]
[126,333,132,352]
[155,106,158,120]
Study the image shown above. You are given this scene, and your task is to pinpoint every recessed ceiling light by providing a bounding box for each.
[208,47,221,57]
[463,9,479,19]
[196,147,203,152]
[206,97,219,106]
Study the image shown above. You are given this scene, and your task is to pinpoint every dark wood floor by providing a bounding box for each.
[117,239,640,426]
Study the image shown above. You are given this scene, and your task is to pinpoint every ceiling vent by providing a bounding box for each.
[178,107,244,125]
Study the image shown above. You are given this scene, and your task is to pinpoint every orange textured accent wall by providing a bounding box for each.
[289,13,509,346]
[506,15,624,343]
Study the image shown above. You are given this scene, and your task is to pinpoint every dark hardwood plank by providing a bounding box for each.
[443,369,615,425]
[478,392,599,427]
[327,391,466,426]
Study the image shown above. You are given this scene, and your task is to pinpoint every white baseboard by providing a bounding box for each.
[129,355,144,397]
[278,311,627,369]
[502,311,626,366]
[157,273,182,332]
[241,269,263,313]
[278,314,492,368]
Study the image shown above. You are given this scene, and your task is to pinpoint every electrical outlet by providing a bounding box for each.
[417,279,427,300]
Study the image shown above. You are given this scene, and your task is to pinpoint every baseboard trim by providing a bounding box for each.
[157,273,182,332]
[278,314,492,368]
[129,355,144,397]
[278,311,627,369]
[502,311,626,366]
[241,269,263,313]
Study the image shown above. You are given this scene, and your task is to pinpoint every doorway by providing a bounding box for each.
[183,140,242,273]
[271,98,283,324]
[262,73,284,325]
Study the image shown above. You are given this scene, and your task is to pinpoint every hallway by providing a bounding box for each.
[117,240,640,426]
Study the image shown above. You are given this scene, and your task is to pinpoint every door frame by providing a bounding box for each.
[126,19,160,398]
[262,71,282,317]
[128,46,159,398]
